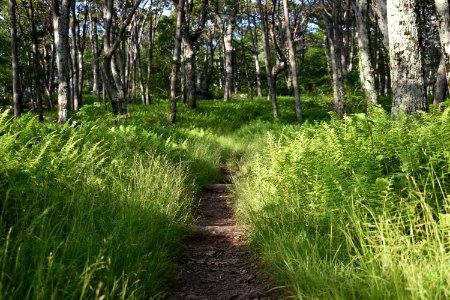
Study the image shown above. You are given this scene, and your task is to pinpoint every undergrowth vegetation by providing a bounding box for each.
[234,105,450,299]
[2,94,449,299]
[0,95,317,299]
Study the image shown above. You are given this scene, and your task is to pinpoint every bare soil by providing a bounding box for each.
[167,170,278,300]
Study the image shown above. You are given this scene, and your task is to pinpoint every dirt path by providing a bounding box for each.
[167,169,277,300]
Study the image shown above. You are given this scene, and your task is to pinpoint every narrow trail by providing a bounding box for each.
[167,168,277,300]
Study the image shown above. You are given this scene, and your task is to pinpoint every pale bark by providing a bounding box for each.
[435,0,450,93]
[146,13,155,105]
[258,0,279,119]
[102,0,142,115]
[9,0,21,117]
[247,14,263,97]
[283,0,302,121]
[341,0,352,74]
[374,0,389,51]
[146,4,163,105]
[182,38,196,108]
[25,0,44,120]
[434,54,448,105]
[223,2,239,102]
[89,3,100,100]
[353,0,378,105]
[71,0,80,111]
[388,0,426,117]
[77,1,88,107]
[44,45,55,111]
[181,0,208,109]
[133,18,147,105]
[322,0,344,117]
[53,0,71,124]
[204,28,217,95]
[169,0,185,123]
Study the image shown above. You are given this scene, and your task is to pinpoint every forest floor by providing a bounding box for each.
[167,167,278,300]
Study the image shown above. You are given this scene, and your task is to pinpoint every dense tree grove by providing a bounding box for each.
[0,0,448,120]
[3,1,450,298]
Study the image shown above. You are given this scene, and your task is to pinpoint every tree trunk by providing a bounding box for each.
[9,0,21,117]
[374,0,389,51]
[373,19,381,95]
[282,0,302,121]
[223,3,238,101]
[25,0,44,120]
[53,0,72,124]
[341,0,351,74]
[146,13,155,105]
[258,0,279,119]
[353,0,378,105]
[322,0,344,117]
[250,14,263,97]
[44,45,55,111]
[136,32,146,105]
[89,3,101,101]
[434,54,448,105]
[71,0,80,111]
[77,1,88,107]
[204,30,216,95]
[102,0,142,115]
[435,0,450,93]
[388,0,426,117]
[169,0,184,123]
[182,38,196,109]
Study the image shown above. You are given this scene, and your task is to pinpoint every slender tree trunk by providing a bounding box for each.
[341,0,351,74]
[223,3,238,101]
[169,0,184,123]
[44,45,55,111]
[146,16,154,105]
[250,15,263,97]
[205,31,216,95]
[373,18,381,94]
[102,0,142,115]
[282,0,302,121]
[178,0,208,108]
[182,38,196,109]
[388,0,426,117]
[9,0,21,117]
[435,0,450,93]
[71,0,80,111]
[127,39,137,102]
[53,0,72,124]
[136,33,146,105]
[258,0,279,119]
[89,4,100,101]
[322,0,344,117]
[77,1,88,107]
[25,0,43,120]
[374,0,389,51]
[434,54,448,105]
[354,0,378,105]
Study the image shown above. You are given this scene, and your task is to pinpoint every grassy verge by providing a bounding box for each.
[234,106,450,299]
[0,95,317,299]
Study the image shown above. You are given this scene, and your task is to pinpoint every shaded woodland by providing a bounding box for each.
[2,1,450,299]
[1,0,449,122]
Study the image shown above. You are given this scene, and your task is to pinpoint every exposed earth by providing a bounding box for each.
[167,169,279,300]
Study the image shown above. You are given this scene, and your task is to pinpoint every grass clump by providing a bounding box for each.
[234,106,450,299]
[0,94,305,298]
[0,104,216,299]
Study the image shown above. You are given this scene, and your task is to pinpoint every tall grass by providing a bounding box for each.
[0,95,312,298]
[0,93,388,298]
[235,106,450,299]
[0,102,226,299]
